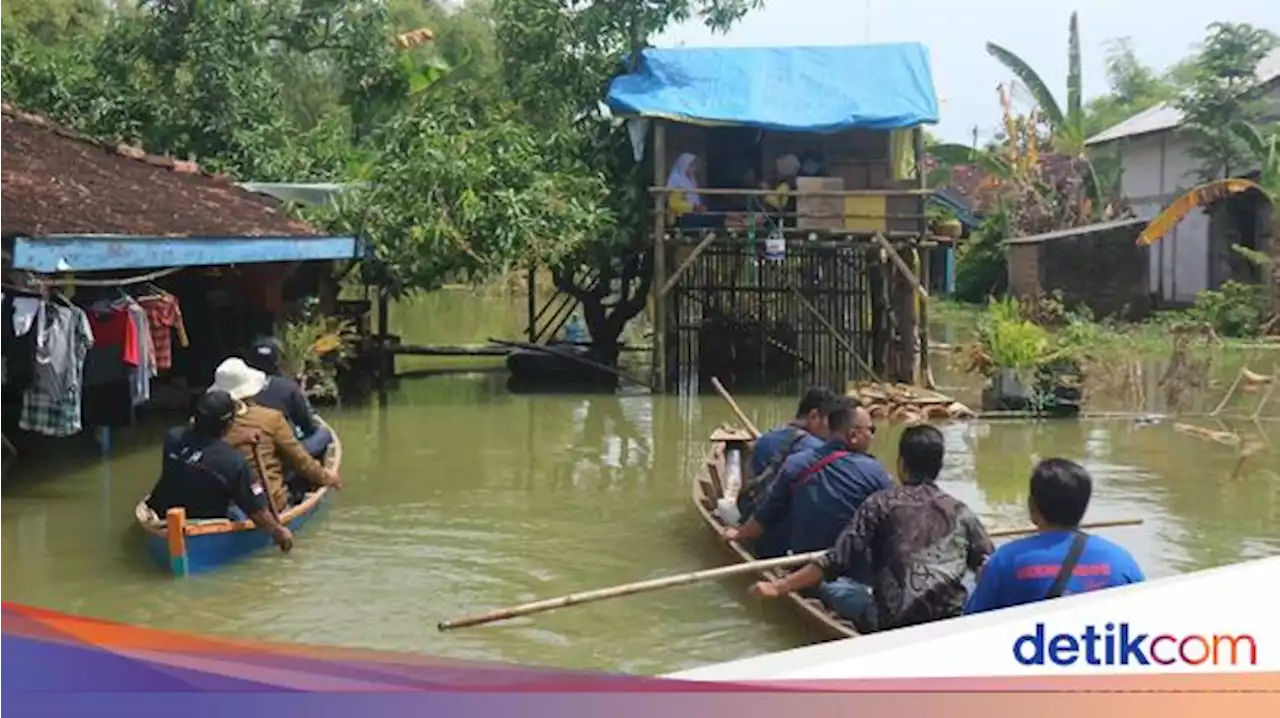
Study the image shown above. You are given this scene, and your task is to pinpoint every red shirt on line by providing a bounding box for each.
[87,310,139,366]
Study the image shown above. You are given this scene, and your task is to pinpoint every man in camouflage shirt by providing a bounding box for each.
[751,424,993,632]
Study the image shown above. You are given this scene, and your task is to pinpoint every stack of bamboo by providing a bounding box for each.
[847,382,977,423]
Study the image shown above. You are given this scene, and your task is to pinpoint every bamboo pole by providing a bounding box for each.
[436,518,1145,631]
[789,284,882,384]
[659,231,718,298]
[709,376,761,438]
[873,232,929,302]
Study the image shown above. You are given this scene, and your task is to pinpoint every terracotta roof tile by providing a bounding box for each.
[1,103,323,238]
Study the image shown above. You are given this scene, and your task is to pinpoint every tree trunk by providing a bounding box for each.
[553,248,653,367]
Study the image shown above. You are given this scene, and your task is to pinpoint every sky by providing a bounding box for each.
[653,0,1280,143]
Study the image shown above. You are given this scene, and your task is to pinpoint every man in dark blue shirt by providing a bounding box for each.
[736,387,836,519]
[965,458,1144,614]
[245,336,332,459]
[724,398,893,557]
[146,390,293,552]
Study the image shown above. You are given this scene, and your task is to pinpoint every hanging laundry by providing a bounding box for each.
[2,292,41,394]
[20,301,95,437]
[126,301,154,406]
[86,306,140,368]
[138,294,189,371]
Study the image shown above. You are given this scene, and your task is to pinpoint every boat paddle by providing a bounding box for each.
[709,376,761,439]
[436,517,1144,631]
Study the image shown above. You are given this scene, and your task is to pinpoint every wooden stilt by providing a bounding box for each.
[652,120,669,393]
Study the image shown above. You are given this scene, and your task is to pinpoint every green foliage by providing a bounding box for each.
[486,0,762,353]
[317,87,613,299]
[278,298,360,404]
[1083,38,1181,137]
[976,297,1059,372]
[1188,281,1268,338]
[985,11,1083,155]
[1176,22,1279,182]
[953,207,1010,304]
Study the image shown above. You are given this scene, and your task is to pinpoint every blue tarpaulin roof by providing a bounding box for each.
[606,44,939,133]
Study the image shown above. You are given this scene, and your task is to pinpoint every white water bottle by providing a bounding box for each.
[715,447,745,525]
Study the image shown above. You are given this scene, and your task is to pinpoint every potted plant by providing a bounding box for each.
[278,300,359,406]
[960,297,1071,413]
[928,206,963,238]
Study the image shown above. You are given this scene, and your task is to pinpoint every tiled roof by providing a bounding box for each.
[1,103,322,238]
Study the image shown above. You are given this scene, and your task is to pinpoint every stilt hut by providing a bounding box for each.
[606,44,942,393]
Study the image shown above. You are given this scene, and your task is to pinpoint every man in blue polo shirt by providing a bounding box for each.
[723,398,893,556]
[735,386,836,519]
[965,458,1145,614]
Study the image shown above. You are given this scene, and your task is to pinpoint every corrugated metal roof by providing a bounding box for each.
[1085,103,1183,145]
[1003,217,1147,245]
[1085,48,1280,146]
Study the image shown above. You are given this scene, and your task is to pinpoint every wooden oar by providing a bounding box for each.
[710,376,761,438]
[437,517,1144,631]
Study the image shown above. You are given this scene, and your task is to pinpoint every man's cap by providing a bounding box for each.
[194,389,237,424]
[251,336,282,366]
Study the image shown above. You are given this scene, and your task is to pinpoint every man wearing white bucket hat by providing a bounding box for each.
[212,358,341,513]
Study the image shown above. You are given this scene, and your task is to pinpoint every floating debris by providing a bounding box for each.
[1172,422,1241,447]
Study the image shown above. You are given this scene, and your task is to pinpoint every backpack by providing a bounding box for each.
[736,428,806,518]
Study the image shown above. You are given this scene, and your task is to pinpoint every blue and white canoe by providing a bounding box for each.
[134,417,342,576]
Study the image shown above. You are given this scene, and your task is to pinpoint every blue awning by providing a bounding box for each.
[10,234,362,273]
[606,44,939,133]
[928,189,982,229]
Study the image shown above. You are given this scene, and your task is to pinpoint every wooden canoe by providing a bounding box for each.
[691,428,859,642]
[134,416,343,577]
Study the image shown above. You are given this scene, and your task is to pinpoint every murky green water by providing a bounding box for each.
[3,291,1278,675]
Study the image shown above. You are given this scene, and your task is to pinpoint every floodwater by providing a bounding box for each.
[3,291,1278,675]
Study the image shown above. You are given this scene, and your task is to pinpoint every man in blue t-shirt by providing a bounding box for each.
[724,398,893,557]
[965,458,1145,614]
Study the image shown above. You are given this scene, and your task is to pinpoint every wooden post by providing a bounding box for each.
[376,287,391,382]
[652,120,669,393]
[913,126,932,389]
[166,507,189,577]
[526,264,537,341]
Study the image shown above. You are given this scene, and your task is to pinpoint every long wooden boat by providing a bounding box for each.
[134,416,343,577]
[692,427,858,641]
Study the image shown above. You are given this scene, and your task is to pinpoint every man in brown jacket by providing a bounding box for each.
[212,358,341,512]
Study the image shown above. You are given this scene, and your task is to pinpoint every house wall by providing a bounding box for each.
[1006,223,1152,320]
[1114,131,1207,305]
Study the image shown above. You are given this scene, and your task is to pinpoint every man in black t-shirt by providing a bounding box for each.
[146,390,294,552]
[244,337,332,459]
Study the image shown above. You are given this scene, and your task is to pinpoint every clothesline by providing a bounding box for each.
[22,266,185,288]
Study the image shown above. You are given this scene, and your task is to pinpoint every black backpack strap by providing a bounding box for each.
[1045,532,1089,599]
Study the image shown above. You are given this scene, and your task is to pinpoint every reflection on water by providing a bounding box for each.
[3,292,1278,675]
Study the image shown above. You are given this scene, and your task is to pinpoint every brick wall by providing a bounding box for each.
[1006,220,1152,321]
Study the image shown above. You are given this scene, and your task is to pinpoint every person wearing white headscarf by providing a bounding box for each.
[666,152,705,216]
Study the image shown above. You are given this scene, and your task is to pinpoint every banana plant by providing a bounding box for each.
[985,12,1111,217]
[986,12,1084,156]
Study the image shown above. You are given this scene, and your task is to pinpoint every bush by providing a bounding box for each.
[953,209,1009,303]
[1187,280,1268,338]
